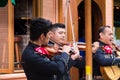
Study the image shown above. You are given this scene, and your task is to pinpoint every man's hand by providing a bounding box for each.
[70,46,82,60]
[92,42,99,53]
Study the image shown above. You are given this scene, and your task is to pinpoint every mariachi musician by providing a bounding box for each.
[49,23,100,80]
[93,25,120,80]
[49,23,83,80]
[21,18,75,80]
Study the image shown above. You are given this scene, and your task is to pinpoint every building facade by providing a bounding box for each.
[0,0,119,80]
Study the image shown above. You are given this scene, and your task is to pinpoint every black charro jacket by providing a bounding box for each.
[21,42,69,80]
[93,40,120,76]
[59,53,85,80]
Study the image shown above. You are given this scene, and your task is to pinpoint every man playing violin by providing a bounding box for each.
[49,23,86,80]
[49,23,100,80]
[93,25,120,80]
[21,18,73,80]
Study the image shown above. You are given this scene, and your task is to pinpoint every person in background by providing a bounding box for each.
[21,18,73,80]
[93,25,120,80]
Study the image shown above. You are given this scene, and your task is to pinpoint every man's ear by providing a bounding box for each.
[49,31,54,37]
[40,33,45,41]
[100,32,103,38]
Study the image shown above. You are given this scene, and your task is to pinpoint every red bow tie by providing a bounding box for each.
[35,47,50,57]
[104,45,112,54]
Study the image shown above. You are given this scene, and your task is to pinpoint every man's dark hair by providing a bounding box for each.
[30,18,52,41]
[49,23,65,31]
[98,25,111,38]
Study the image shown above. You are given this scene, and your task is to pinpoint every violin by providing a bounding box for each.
[112,43,120,57]
[54,40,86,51]
[76,42,86,51]
[44,40,61,56]
[44,40,75,56]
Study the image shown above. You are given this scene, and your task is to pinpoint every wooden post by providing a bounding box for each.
[37,0,43,17]
[8,0,14,73]
[105,0,113,27]
[85,0,92,80]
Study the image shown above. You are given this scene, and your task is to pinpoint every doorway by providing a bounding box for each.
[78,1,103,42]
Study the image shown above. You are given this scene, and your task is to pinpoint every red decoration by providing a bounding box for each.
[35,47,49,56]
[104,45,112,54]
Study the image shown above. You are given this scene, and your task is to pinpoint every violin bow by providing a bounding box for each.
[64,0,77,48]
[68,0,77,47]
[64,0,70,40]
